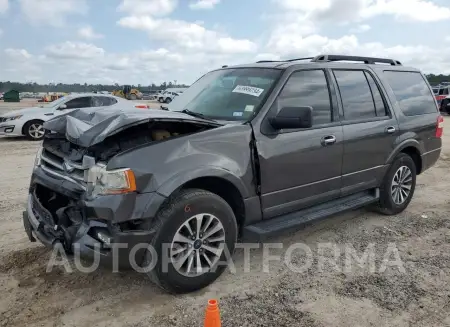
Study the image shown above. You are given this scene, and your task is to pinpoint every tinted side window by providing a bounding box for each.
[64,97,91,109]
[333,70,376,120]
[365,72,387,116]
[278,70,332,126]
[383,71,437,116]
[92,96,117,107]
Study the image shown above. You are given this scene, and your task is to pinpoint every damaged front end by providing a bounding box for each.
[23,107,222,267]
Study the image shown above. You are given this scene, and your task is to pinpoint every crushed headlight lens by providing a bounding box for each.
[89,166,136,196]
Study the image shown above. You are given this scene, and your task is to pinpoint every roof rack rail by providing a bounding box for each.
[285,57,314,62]
[311,54,402,66]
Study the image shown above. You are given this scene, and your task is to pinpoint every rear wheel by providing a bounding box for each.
[24,120,45,141]
[144,189,238,294]
[165,97,172,103]
[374,153,416,215]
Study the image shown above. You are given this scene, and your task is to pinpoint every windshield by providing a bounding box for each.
[39,96,68,108]
[168,68,281,121]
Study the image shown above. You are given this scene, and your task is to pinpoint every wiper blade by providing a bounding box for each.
[179,109,216,122]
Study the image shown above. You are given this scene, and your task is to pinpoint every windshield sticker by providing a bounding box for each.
[244,105,254,112]
[233,111,243,117]
[232,85,264,97]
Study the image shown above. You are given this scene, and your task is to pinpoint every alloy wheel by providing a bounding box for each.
[170,213,226,277]
[28,123,44,139]
[391,165,413,205]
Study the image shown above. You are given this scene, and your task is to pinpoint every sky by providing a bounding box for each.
[0,0,450,85]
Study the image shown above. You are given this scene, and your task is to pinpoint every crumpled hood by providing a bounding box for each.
[43,107,222,148]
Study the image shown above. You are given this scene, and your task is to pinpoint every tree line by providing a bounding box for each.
[1,74,450,92]
[0,81,189,93]
[425,74,450,86]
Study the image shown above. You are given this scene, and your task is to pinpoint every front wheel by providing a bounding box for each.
[164,97,172,103]
[374,153,416,215]
[144,189,238,294]
[24,120,45,141]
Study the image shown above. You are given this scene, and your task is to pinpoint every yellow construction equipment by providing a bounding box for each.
[112,85,143,100]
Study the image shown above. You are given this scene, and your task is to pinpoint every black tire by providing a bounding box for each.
[164,97,172,103]
[23,120,45,141]
[143,189,238,294]
[374,153,416,215]
[158,97,163,103]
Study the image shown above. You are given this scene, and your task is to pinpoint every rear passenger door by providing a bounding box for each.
[257,69,344,218]
[331,69,399,195]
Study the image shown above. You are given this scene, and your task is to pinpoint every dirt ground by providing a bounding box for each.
[0,101,449,327]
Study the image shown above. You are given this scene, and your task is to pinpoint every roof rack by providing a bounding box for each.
[256,57,314,63]
[285,57,314,62]
[311,54,402,66]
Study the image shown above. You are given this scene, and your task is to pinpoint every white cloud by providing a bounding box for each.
[3,0,450,85]
[45,42,104,59]
[276,0,450,23]
[189,0,220,10]
[118,16,257,53]
[4,48,33,60]
[0,0,8,14]
[350,24,371,33]
[117,0,177,16]
[78,26,104,40]
[361,0,450,22]
[18,0,88,26]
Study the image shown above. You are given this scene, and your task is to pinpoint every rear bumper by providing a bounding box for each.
[421,147,441,172]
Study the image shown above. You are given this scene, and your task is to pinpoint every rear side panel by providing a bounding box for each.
[375,67,442,172]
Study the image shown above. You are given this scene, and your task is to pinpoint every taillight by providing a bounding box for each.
[135,104,149,109]
[436,115,444,138]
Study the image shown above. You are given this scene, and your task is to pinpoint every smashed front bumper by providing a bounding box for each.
[23,169,165,268]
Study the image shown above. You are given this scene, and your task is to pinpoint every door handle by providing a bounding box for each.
[321,135,336,146]
[385,126,396,134]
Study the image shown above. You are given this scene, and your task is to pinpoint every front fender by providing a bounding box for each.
[156,165,250,198]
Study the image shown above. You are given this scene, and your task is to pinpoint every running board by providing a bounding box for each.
[242,189,379,242]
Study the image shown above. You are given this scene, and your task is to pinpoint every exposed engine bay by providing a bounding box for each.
[43,120,216,162]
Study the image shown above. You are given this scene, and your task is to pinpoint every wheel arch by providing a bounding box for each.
[22,119,44,136]
[386,139,423,175]
[157,170,248,228]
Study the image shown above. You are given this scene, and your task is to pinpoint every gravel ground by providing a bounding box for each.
[0,101,449,327]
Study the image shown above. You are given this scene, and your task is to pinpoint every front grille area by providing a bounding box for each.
[32,188,55,226]
[40,148,87,188]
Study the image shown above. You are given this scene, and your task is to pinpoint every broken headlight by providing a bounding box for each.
[87,165,137,196]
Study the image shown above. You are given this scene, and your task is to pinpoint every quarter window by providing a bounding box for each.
[384,71,437,116]
[277,70,332,126]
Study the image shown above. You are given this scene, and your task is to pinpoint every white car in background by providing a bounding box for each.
[0,93,149,140]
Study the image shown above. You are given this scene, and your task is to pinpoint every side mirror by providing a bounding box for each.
[269,106,313,129]
[58,104,67,110]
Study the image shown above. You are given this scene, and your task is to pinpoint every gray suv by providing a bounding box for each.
[23,54,442,293]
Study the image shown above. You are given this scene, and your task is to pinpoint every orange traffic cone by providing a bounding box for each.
[204,299,221,327]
